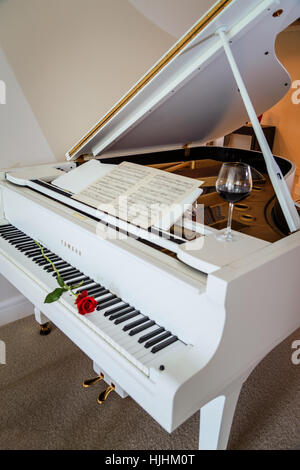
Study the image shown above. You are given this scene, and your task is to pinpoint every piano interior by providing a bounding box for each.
[94,144,294,246]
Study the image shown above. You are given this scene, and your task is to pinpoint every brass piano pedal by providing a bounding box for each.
[82,373,104,388]
[97,384,115,404]
[39,322,52,336]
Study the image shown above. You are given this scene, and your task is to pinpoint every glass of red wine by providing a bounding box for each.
[216,162,253,241]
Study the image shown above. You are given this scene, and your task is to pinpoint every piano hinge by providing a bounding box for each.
[75,154,95,165]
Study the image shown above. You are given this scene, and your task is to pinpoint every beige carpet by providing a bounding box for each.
[0,315,299,450]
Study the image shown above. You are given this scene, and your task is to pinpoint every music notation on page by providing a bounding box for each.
[72,161,203,229]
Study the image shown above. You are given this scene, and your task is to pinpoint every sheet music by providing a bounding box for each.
[52,159,116,194]
[72,162,203,228]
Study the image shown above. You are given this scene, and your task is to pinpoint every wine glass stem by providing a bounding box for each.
[226,202,234,236]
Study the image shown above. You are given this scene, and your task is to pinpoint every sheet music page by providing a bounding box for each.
[72,162,203,228]
[52,159,116,194]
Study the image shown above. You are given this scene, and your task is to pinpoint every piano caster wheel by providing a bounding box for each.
[39,322,52,336]
[97,384,115,404]
[82,373,104,388]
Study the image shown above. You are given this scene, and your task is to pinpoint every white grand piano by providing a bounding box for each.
[0,0,300,450]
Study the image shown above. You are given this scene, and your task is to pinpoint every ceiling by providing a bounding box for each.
[128,0,216,38]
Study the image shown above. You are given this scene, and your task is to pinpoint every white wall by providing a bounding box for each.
[0,46,53,325]
[0,47,55,168]
[0,0,174,160]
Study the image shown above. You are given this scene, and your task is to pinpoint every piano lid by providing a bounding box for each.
[66,0,300,161]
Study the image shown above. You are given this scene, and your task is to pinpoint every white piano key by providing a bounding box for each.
[86,312,150,355]
[93,313,144,339]
[141,341,185,366]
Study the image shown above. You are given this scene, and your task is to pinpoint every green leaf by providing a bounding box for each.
[44,288,64,304]
[56,274,65,288]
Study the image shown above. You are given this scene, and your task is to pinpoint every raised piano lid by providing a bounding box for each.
[66,0,300,161]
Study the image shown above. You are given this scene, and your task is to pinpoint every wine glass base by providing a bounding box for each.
[216,230,235,242]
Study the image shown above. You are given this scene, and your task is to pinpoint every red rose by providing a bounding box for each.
[75,292,98,315]
[75,291,88,304]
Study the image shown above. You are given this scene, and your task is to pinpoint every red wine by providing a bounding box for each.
[217,187,250,203]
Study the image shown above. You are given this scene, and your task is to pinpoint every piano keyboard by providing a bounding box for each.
[0,223,186,376]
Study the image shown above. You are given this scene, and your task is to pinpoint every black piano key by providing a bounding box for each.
[52,267,77,277]
[144,332,172,349]
[59,272,80,280]
[8,236,30,243]
[38,254,62,263]
[61,271,83,281]
[96,297,119,311]
[17,245,36,252]
[32,254,55,262]
[109,307,134,320]
[74,279,94,288]
[37,257,61,266]
[35,255,59,263]
[3,232,24,238]
[95,294,115,307]
[138,327,165,344]
[114,311,140,325]
[60,267,81,276]
[4,232,28,239]
[15,240,39,248]
[72,277,93,295]
[129,320,155,336]
[17,241,36,248]
[46,266,70,274]
[2,227,23,232]
[1,232,21,238]
[53,263,71,270]
[104,303,129,317]
[1,229,21,235]
[15,239,34,245]
[83,285,104,295]
[78,285,103,296]
[2,231,24,238]
[93,289,110,298]
[28,251,51,259]
[28,252,52,260]
[63,274,87,283]
[46,262,69,272]
[0,225,14,232]
[21,246,46,253]
[8,234,30,241]
[151,336,178,354]
[123,317,149,332]
[23,247,45,255]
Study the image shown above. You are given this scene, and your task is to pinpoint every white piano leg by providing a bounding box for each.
[34,306,51,335]
[198,381,243,450]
